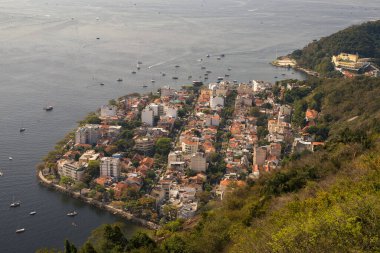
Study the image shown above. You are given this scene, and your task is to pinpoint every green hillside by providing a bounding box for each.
[290,20,380,74]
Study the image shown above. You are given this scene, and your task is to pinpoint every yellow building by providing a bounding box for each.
[332,53,366,70]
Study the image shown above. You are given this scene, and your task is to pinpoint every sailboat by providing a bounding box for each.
[19,121,26,132]
[10,197,21,207]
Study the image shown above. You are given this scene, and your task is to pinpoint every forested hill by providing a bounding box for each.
[290,20,380,74]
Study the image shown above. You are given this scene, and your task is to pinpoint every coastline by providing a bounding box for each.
[271,58,319,77]
[37,170,160,230]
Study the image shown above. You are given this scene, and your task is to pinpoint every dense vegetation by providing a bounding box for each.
[290,20,380,74]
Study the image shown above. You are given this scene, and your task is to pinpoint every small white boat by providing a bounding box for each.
[206,54,210,58]
[44,105,53,111]
[0,172,3,176]
[30,211,37,215]
[16,228,26,233]
[67,211,78,217]
[10,201,21,207]
[9,157,13,160]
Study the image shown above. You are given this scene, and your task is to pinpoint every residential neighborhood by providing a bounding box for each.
[41,79,326,225]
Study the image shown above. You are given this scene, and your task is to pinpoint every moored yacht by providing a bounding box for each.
[10,201,21,207]
[44,105,53,111]
[67,211,78,217]
[16,228,26,233]
[30,211,37,215]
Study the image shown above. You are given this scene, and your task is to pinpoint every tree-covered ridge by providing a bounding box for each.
[291,20,380,74]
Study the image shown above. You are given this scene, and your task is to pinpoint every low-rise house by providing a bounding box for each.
[134,137,154,153]
[78,150,100,166]
[57,159,85,181]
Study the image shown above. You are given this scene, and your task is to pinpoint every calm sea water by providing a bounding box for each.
[0,0,378,251]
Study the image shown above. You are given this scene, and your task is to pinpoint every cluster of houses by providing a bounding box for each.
[150,82,231,219]
[51,77,329,223]
[55,87,194,207]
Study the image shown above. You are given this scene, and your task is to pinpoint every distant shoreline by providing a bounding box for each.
[271,57,319,77]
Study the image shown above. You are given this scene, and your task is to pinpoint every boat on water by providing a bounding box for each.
[206,70,212,74]
[175,65,180,68]
[9,157,13,160]
[162,72,166,76]
[151,80,155,83]
[204,77,208,80]
[233,80,238,83]
[137,61,142,64]
[225,74,230,77]
[99,83,105,86]
[172,76,178,80]
[274,76,278,78]
[16,228,26,233]
[188,75,192,79]
[30,211,37,215]
[44,105,53,111]
[201,66,206,70]
[117,78,123,82]
[217,77,224,81]
[67,211,78,217]
[0,171,3,176]
[142,85,148,88]
[19,128,26,133]
[10,200,21,208]
[206,54,210,58]
[136,66,140,70]
[131,71,136,74]
[217,57,221,60]
[220,54,225,57]
[228,68,232,71]
[72,222,78,227]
